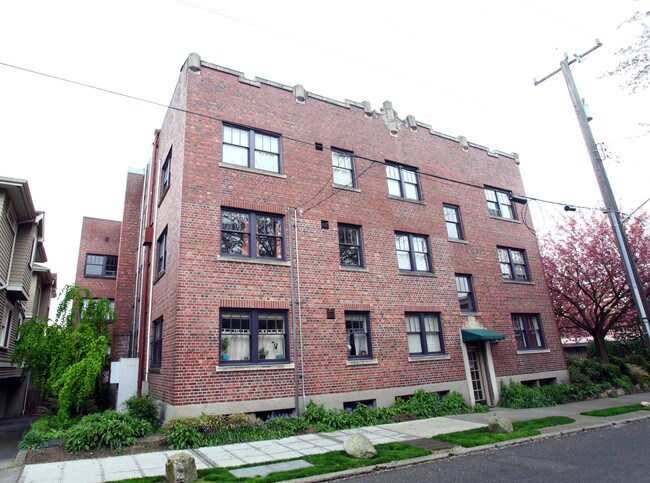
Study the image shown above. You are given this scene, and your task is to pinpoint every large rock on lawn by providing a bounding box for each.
[343,434,378,459]
[166,452,198,483]
[488,414,513,434]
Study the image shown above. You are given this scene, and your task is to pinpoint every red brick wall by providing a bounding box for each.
[143,61,566,408]
[75,217,121,301]
[112,172,145,361]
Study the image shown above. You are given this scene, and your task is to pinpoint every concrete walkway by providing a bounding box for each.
[4,393,650,483]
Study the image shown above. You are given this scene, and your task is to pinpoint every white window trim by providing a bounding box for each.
[1,301,15,348]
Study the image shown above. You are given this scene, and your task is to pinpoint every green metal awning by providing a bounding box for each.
[461,329,506,343]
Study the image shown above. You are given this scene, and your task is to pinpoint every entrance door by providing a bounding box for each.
[467,348,487,405]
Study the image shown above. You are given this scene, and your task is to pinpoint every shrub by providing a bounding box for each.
[19,429,50,449]
[162,417,200,436]
[499,381,555,409]
[626,364,649,384]
[166,425,204,450]
[65,410,153,452]
[124,395,160,425]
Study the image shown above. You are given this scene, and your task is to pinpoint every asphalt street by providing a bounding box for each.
[342,418,650,483]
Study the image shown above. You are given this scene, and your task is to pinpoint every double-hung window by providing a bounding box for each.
[157,228,167,276]
[346,312,372,358]
[221,209,284,260]
[455,274,477,312]
[84,254,118,278]
[395,232,432,272]
[485,187,516,219]
[151,317,163,368]
[220,310,288,363]
[222,124,281,173]
[406,312,444,355]
[512,314,545,350]
[339,224,363,267]
[498,247,529,281]
[1,303,14,348]
[443,204,464,240]
[332,149,355,187]
[386,163,421,201]
[160,147,172,197]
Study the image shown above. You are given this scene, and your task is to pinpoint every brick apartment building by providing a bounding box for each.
[1,176,56,418]
[77,54,568,419]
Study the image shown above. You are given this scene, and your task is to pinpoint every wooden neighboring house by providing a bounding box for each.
[0,176,56,419]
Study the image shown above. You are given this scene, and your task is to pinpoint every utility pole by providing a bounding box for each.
[535,41,650,351]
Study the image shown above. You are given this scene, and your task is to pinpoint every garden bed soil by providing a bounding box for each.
[25,435,167,465]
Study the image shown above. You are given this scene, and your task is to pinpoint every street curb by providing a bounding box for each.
[287,413,650,482]
[15,449,27,466]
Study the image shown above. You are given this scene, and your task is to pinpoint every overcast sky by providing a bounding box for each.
[1,0,648,314]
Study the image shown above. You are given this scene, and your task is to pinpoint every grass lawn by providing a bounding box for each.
[434,416,575,448]
[108,442,430,483]
[581,404,650,417]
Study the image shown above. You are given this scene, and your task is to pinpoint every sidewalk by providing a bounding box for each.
[5,393,650,483]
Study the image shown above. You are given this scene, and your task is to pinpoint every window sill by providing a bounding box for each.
[388,195,425,205]
[502,279,535,285]
[517,348,550,355]
[333,184,361,193]
[158,186,170,207]
[460,311,482,317]
[408,354,450,362]
[216,362,295,372]
[219,163,287,179]
[339,266,369,273]
[489,215,521,224]
[346,358,378,366]
[448,238,468,244]
[83,275,117,280]
[154,270,165,284]
[217,256,290,267]
[149,367,161,374]
[398,271,436,278]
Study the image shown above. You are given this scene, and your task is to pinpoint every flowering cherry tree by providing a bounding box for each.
[540,211,650,362]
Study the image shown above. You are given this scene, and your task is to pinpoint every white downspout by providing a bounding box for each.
[130,171,147,357]
[293,209,306,406]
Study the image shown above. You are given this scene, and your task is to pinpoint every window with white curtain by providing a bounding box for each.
[220,310,288,364]
[346,312,371,358]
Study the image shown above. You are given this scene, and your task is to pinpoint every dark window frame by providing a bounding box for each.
[443,204,464,240]
[485,187,516,219]
[346,311,372,359]
[151,316,163,368]
[405,312,445,355]
[386,162,422,201]
[220,208,285,261]
[1,304,14,348]
[338,224,364,267]
[84,254,118,279]
[455,274,477,312]
[160,147,172,199]
[395,232,432,273]
[332,148,356,188]
[157,228,167,276]
[498,246,530,281]
[220,309,289,365]
[222,123,282,173]
[512,313,546,350]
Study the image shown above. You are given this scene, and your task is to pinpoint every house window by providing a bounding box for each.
[157,228,167,276]
[395,233,432,272]
[1,304,14,348]
[151,317,163,368]
[84,254,118,278]
[443,204,464,240]
[28,237,36,269]
[456,274,477,312]
[498,247,529,281]
[82,298,116,321]
[222,124,280,173]
[485,187,516,219]
[220,310,288,363]
[406,313,444,355]
[512,314,545,350]
[386,163,421,201]
[332,149,355,187]
[161,147,172,197]
[221,209,284,260]
[346,312,371,358]
[339,224,363,267]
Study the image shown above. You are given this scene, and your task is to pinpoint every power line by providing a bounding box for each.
[0,59,604,216]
